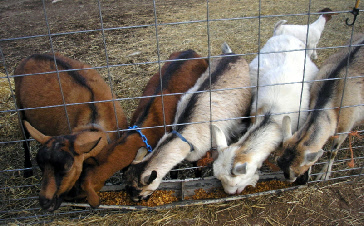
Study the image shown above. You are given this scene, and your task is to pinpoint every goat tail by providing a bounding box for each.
[274,20,287,31]
[221,42,233,54]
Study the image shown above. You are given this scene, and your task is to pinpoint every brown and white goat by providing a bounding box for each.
[123,43,252,202]
[212,35,319,194]
[277,34,364,183]
[67,49,208,208]
[273,8,337,59]
[14,53,128,211]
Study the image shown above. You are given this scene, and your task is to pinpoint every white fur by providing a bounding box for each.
[134,44,252,200]
[213,121,281,194]
[213,35,318,194]
[249,35,319,129]
[273,14,328,59]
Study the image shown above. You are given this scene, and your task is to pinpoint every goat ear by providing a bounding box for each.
[211,148,219,161]
[282,116,292,141]
[143,170,157,185]
[232,162,247,175]
[211,125,227,152]
[221,42,232,54]
[301,149,324,166]
[133,147,148,163]
[75,132,105,156]
[23,120,51,144]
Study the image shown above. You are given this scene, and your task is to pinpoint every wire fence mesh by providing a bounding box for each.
[0,0,363,224]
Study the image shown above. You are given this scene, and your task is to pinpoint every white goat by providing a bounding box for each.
[123,43,252,201]
[273,8,336,59]
[212,34,319,194]
[277,33,364,182]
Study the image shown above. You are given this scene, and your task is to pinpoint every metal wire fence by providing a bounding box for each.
[0,0,363,224]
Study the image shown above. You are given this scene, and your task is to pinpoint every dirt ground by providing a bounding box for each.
[1,0,363,224]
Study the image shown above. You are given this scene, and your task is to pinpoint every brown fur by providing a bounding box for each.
[69,50,208,208]
[15,53,127,137]
[318,8,337,22]
[234,147,252,164]
[14,53,128,211]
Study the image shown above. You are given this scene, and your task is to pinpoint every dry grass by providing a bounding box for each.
[1,0,364,224]
[46,179,364,225]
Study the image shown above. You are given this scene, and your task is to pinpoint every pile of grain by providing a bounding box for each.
[186,180,292,200]
[98,190,177,207]
[98,180,291,207]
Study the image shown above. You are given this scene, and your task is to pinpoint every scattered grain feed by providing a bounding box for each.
[186,180,292,200]
[97,180,292,207]
[98,190,178,207]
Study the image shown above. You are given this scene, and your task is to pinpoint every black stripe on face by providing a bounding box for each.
[63,134,78,156]
[124,161,149,198]
[277,146,297,179]
[36,136,75,174]
[175,54,240,132]
[134,50,199,127]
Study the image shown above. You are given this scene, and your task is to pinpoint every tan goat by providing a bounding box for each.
[14,53,128,211]
[277,34,364,183]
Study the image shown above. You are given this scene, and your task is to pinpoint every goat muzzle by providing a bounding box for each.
[39,194,63,212]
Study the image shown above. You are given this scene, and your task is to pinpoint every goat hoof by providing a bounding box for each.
[88,199,100,209]
[90,203,100,209]
[87,191,100,209]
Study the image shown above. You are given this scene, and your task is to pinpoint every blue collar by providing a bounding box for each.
[172,130,194,152]
[129,125,153,153]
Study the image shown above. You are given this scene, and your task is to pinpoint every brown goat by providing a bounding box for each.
[67,49,208,208]
[14,53,128,211]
